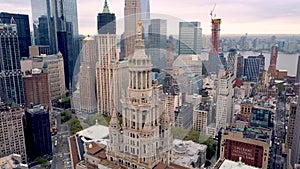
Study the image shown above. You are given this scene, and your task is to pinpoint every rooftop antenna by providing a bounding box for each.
[10,17,16,24]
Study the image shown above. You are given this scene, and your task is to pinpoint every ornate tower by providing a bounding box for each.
[107,21,172,169]
[96,0,118,115]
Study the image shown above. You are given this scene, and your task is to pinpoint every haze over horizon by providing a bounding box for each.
[0,0,299,35]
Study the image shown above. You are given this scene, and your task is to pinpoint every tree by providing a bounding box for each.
[201,138,217,160]
[61,110,72,123]
[172,127,190,140]
[35,157,48,167]
[69,118,83,135]
[184,130,200,143]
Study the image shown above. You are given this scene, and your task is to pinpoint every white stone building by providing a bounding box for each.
[107,22,173,169]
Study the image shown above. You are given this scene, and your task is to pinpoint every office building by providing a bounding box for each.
[124,0,141,59]
[141,0,150,37]
[21,53,66,100]
[0,105,26,162]
[97,0,116,34]
[113,60,130,113]
[296,56,300,83]
[219,128,271,169]
[23,68,51,109]
[0,23,25,104]
[287,102,297,149]
[79,36,97,114]
[148,19,167,68]
[256,52,265,80]
[236,54,244,78]
[63,0,79,36]
[219,53,227,70]
[24,105,52,162]
[268,45,278,77]
[193,103,209,134]
[0,12,31,58]
[31,0,49,45]
[208,52,221,74]
[244,56,261,82]
[96,33,118,115]
[291,90,300,166]
[226,49,238,76]
[166,36,176,67]
[250,107,273,129]
[173,54,202,95]
[46,0,72,89]
[216,70,234,131]
[163,73,180,126]
[179,22,202,55]
[107,22,173,168]
[37,15,50,46]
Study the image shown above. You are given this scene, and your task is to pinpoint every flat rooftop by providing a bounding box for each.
[227,127,271,144]
[76,124,109,140]
[172,139,207,168]
[216,159,259,169]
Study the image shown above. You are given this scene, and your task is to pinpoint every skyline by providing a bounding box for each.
[0,0,299,35]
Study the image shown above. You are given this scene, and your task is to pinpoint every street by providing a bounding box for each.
[50,108,72,169]
[270,100,287,169]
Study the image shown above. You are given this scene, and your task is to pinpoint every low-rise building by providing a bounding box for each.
[69,124,109,169]
[172,139,207,168]
[214,158,260,169]
[219,127,271,169]
[0,154,28,169]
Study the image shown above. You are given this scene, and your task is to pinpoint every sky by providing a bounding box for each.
[0,0,300,35]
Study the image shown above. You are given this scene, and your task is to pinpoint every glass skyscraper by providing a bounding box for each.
[148,19,167,69]
[141,0,150,37]
[63,0,79,36]
[0,23,25,104]
[0,12,31,58]
[31,0,49,46]
[179,22,203,55]
[24,105,52,162]
[244,56,261,82]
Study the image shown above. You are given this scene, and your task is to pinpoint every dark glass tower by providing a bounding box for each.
[24,105,52,161]
[0,12,31,58]
[38,15,50,46]
[0,23,25,104]
[97,0,116,34]
[244,56,261,82]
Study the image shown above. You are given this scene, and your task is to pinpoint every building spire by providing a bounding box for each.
[103,0,110,13]
[134,20,145,49]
